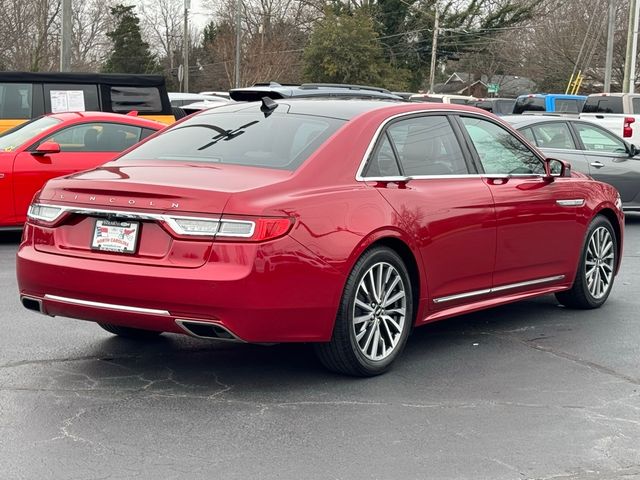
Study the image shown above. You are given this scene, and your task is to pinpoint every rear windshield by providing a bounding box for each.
[513,97,545,114]
[118,111,345,170]
[0,116,61,151]
[582,96,623,114]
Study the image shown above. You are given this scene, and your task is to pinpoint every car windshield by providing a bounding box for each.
[0,116,62,151]
[119,111,345,170]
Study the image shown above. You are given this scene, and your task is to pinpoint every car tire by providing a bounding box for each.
[556,215,618,309]
[98,323,163,339]
[315,246,413,376]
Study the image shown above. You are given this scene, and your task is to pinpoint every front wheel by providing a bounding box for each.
[314,246,413,376]
[556,215,618,309]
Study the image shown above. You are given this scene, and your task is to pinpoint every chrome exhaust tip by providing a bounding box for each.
[175,319,243,342]
[21,296,45,315]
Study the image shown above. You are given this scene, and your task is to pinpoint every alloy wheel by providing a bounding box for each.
[352,261,407,361]
[585,226,615,299]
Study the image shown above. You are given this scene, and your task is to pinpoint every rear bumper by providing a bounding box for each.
[17,235,345,343]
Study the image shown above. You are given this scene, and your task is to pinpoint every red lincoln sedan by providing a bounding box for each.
[17,100,623,376]
[0,112,163,229]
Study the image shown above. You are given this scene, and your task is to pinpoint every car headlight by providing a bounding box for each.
[27,204,65,223]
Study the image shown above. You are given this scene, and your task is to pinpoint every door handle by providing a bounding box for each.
[590,161,604,168]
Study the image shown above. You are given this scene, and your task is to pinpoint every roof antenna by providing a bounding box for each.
[260,96,278,115]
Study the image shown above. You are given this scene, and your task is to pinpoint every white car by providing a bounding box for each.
[168,92,229,107]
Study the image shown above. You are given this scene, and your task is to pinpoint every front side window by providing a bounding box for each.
[119,111,344,171]
[43,84,99,113]
[39,122,143,152]
[0,116,61,151]
[0,83,33,119]
[583,96,623,114]
[513,97,545,114]
[574,123,627,154]
[460,116,544,175]
[529,122,576,149]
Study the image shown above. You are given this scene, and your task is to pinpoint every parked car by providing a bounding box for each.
[580,93,640,147]
[469,98,516,116]
[181,100,232,115]
[229,82,404,101]
[168,92,230,107]
[504,114,640,212]
[0,112,162,228]
[0,72,174,134]
[409,93,473,104]
[17,100,623,376]
[199,91,231,99]
[513,94,586,115]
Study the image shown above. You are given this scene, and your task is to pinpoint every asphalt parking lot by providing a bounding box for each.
[1,219,639,480]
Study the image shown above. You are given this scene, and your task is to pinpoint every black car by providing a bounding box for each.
[229,82,404,102]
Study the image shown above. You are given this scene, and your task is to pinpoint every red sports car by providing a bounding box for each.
[0,112,163,229]
[17,100,624,376]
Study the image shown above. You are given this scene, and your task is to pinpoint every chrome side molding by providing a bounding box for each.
[43,294,171,316]
[433,275,566,304]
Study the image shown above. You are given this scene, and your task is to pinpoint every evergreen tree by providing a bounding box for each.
[103,4,158,74]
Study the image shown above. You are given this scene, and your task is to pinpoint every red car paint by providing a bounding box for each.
[0,112,163,228]
[17,101,624,345]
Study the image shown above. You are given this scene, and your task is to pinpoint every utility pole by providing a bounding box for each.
[623,0,640,92]
[183,0,190,93]
[60,0,72,71]
[428,6,439,94]
[234,0,241,88]
[604,0,616,92]
[631,0,640,92]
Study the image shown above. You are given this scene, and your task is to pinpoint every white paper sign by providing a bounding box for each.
[49,90,86,113]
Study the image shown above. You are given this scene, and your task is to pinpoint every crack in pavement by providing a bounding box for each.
[485,332,640,386]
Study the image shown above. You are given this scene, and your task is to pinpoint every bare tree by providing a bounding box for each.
[71,0,113,71]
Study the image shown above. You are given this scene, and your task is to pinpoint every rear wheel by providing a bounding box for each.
[98,323,163,339]
[556,215,617,309]
[315,246,413,376]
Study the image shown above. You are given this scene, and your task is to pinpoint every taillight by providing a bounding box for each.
[623,117,635,138]
[164,215,293,242]
[27,203,67,226]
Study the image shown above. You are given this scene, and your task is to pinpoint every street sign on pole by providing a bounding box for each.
[487,83,499,94]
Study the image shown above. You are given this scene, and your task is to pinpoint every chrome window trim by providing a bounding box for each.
[355,109,547,182]
[356,109,469,181]
[44,294,171,316]
[432,275,566,304]
[28,203,256,238]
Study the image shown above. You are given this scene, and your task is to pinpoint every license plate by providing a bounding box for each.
[91,219,140,254]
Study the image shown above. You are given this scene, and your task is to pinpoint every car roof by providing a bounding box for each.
[229,83,403,102]
[44,111,164,129]
[189,98,487,122]
[501,114,603,129]
[515,94,587,100]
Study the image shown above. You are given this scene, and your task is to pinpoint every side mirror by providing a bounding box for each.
[34,141,61,155]
[627,143,640,157]
[545,157,571,180]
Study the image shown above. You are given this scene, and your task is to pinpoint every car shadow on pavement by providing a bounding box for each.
[0,231,22,244]
[35,294,588,396]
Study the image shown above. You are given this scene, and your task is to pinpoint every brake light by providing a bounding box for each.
[624,117,635,138]
[164,215,293,242]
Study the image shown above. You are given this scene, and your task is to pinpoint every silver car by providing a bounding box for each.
[504,115,640,212]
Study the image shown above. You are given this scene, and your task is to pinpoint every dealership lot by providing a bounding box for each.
[1,219,639,479]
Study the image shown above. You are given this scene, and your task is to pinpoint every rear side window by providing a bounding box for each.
[119,111,344,171]
[449,98,468,105]
[513,97,545,114]
[365,134,401,177]
[574,123,627,154]
[0,83,33,119]
[110,87,162,113]
[554,99,582,113]
[529,122,576,149]
[494,100,515,115]
[632,97,640,114]
[386,116,468,175]
[582,96,623,114]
